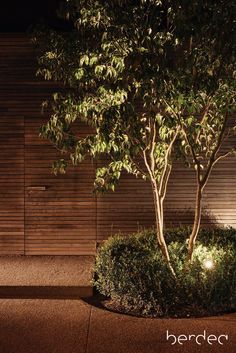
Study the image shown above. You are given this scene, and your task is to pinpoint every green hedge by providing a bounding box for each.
[94,227,236,317]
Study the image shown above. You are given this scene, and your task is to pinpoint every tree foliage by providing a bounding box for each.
[34,0,236,269]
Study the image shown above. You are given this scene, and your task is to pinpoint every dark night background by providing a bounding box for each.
[0,0,67,32]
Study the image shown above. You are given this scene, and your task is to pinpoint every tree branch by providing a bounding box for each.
[201,114,228,186]
[196,100,211,143]
[150,120,156,173]
[129,155,147,178]
[212,150,234,166]
[181,129,198,165]
[159,127,180,198]
[143,148,153,180]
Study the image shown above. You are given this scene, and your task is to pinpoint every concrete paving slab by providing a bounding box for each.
[0,299,91,353]
[87,306,236,353]
[0,255,94,287]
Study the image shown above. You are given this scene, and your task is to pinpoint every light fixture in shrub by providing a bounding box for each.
[203,258,215,270]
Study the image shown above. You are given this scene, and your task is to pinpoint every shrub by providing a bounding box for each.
[94,227,236,317]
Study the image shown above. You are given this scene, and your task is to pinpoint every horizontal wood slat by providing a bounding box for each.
[0,33,235,255]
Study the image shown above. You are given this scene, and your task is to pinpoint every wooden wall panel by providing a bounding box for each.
[0,33,235,254]
[0,33,97,255]
[24,118,97,255]
[97,175,155,240]
[0,116,24,254]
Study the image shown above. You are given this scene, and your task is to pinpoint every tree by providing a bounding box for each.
[180,85,236,260]
[175,0,236,260]
[34,0,235,272]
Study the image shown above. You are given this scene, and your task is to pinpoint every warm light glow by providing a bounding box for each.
[203,259,214,270]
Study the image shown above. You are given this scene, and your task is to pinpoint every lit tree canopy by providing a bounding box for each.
[34,0,236,270]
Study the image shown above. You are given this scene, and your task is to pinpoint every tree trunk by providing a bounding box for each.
[188,185,203,261]
[151,181,176,276]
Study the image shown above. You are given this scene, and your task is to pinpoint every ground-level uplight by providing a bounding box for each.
[203,258,215,270]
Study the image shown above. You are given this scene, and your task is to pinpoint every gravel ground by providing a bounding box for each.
[0,298,235,353]
[0,298,90,353]
[0,256,94,286]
